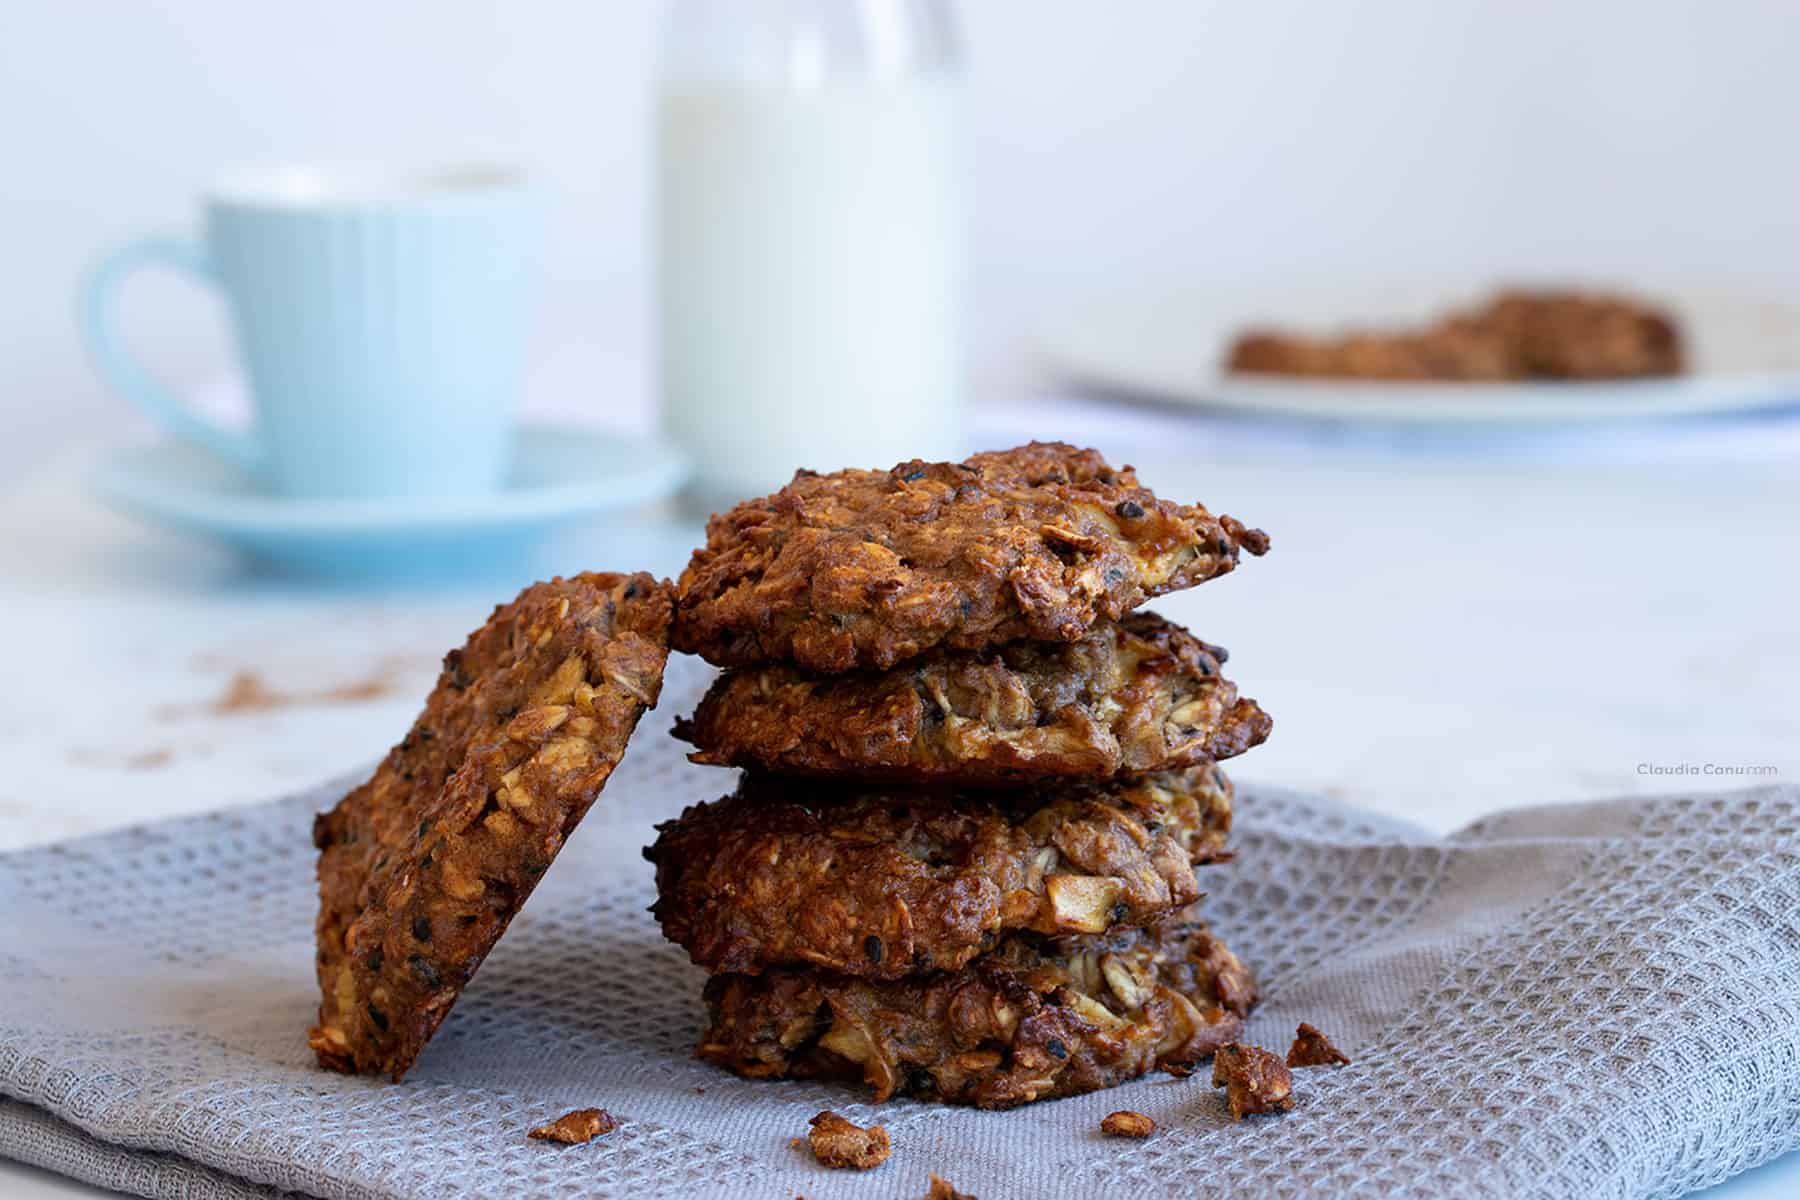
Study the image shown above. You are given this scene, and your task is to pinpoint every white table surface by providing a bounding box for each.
[1,435,1796,1198]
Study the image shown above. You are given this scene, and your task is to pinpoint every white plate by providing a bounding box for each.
[1040,287,1800,425]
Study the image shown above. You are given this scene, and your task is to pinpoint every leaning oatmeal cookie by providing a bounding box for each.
[699,913,1256,1109]
[672,442,1268,672]
[645,765,1232,979]
[676,612,1270,784]
[310,572,672,1079]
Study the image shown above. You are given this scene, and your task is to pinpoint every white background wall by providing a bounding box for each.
[4,0,1797,478]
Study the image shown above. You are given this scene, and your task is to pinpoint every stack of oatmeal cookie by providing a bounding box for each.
[647,442,1273,1109]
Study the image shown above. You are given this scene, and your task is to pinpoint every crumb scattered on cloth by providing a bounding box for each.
[528,1108,616,1145]
[1100,1111,1155,1138]
[806,1111,890,1170]
[1213,1043,1295,1119]
[1288,1022,1351,1068]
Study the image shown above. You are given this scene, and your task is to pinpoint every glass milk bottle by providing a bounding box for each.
[658,0,962,509]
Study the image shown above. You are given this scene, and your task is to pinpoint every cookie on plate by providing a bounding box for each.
[672,442,1268,673]
[699,912,1255,1109]
[645,764,1233,979]
[1476,289,1683,379]
[310,572,672,1079]
[676,612,1270,784]
[1227,288,1682,382]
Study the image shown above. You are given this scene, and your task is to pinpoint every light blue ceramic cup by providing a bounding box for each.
[81,166,542,500]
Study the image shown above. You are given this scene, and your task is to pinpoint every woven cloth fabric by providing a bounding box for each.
[2,657,1797,1200]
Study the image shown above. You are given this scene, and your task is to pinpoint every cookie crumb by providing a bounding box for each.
[528,1108,617,1144]
[1212,1043,1294,1119]
[1100,1110,1156,1138]
[1287,1022,1350,1068]
[924,1175,977,1199]
[806,1111,891,1170]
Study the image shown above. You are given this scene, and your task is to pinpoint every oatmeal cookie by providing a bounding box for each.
[646,765,1233,979]
[1475,289,1683,379]
[1229,325,1519,381]
[310,572,673,1079]
[1227,288,1681,382]
[676,612,1269,784]
[672,442,1268,672]
[698,914,1255,1109]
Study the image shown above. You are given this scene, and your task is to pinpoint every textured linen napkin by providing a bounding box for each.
[2,658,1797,1200]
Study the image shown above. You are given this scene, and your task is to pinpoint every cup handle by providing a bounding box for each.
[78,237,262,472]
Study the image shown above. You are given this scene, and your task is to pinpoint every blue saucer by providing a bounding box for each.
[91,425,687,575]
